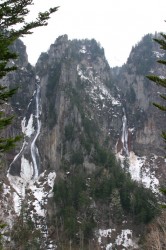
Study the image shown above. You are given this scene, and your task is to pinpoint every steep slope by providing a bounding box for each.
[0,34,165,249]
[35,35,159,249]
[0,40,56,249]
[36,35,122,173]
[112,33,166,190]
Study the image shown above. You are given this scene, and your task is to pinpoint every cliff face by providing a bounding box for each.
[114,34,166,152]
[36,34,165,193]
[0,34,165,249]
[112,33,166,187]
[36,35,122,173]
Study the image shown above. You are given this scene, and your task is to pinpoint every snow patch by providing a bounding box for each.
[98,228,138,249]
[159,75,165,79]
[106,243,113,250]
[36,75,40,82]
[79,45,87,54]
[21,114,35,137]
[98,228,115,244]
[116,229,137,248]
[128,127,135,134]
[129,151,159,192]
[77,64,121,107]
[97,84,121,106]
[153,51,165,58]
[77,65,89,81]
[28,171,56,218]
[116,151,159,193]
[8,171,56,217]
[20,155,33,181]
[13,191,21,215]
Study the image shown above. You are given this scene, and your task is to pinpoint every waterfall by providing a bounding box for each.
[6,77,57,249]
[121,108,129,156]
[8,81,41,180]
[31,82,41,179]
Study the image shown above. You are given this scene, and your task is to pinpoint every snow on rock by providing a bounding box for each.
[116,229,138,249]
[21,114,35,137]
[79,45,87,54]
[153,51,165,58]
[98,228,115,244]
[98,228,138,249]
[12,191,21,215]
[77,64,121,107]
[8,174,26,200]
[116,105,159,193]
[128,127,135,134]
[0,182,15,228]
[47,172,57,197]
[106,242,113,250]
[8,170,56,217]
[5,170,56,249]
[128,151,146,181]
[3,77,57,248]
[6,173,26,216]
[10,141,27,166]
[2,183,11,196]
[7,156,33,214]
[20,155,33,181]
[35,75,40,82]
[29,171,56,218]
[116,151,159,193]
[30,184,45,217]
[98,83,121,106]
[77,65,89,81]
[129,151,159,192]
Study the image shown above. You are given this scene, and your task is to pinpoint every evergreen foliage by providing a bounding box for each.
[146,32,166,204]
[53,169,95,245]
[0,0,58,153]
[53,146,159,247]
[0,222,6,250]
[46,63,62,128]
[65,124,75,141]
[128,34,156,75]
[0,1,58,246]
[10,202,42,249]
[126,86,136,104]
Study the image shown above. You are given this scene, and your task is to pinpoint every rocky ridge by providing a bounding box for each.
[0,34,165,249]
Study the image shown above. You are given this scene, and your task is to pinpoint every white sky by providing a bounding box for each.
[21,0,166,67]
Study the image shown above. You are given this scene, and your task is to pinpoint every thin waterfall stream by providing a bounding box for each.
[31,82,41,179]
[121,108,129,156]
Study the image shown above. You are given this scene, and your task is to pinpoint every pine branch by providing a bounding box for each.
[0,0,59,154]
[146,75,166,88]
[0,114,14,129]
[153,38,166,50]
[0,135,22,153]
[0,87,18,104]
[159,94,166,101]
[161,131,166,142]
[157,60,166,65]
[153,102,166,111]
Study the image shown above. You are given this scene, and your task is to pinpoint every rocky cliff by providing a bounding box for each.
[112,33,166,188]
[0,34,165,249]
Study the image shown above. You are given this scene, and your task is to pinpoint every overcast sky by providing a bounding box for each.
[21,0,166,67]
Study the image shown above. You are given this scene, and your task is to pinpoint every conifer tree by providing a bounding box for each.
[146,32,166,144]
[0,0,58,153]
[146,31,166,205]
